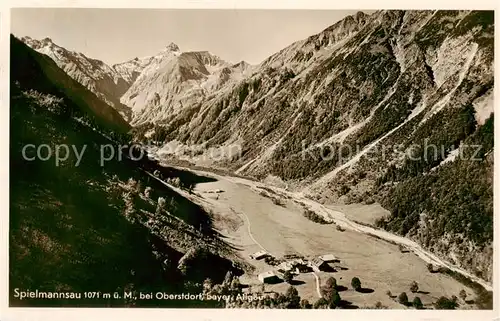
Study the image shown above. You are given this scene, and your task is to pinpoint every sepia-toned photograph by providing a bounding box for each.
[8,7,494,311]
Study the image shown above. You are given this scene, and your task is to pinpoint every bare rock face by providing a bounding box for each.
[119,46,253,126]
[21,37,253,125]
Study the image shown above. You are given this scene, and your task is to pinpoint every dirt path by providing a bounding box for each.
[312,272,322,298]
[237,207,267,252]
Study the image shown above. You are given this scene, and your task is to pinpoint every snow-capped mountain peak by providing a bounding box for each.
[118,46,252,124]
[19,35,251,125]
[164,42,180,52]
[22,36,55,49]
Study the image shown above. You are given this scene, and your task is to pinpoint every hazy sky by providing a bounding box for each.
[11,9,366,65]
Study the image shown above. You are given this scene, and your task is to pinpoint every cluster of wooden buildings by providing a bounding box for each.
[252,252,340,284]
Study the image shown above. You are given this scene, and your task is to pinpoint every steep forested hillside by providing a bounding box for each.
[10,36,243,307]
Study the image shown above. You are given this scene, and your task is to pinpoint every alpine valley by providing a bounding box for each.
[13,9,494,309]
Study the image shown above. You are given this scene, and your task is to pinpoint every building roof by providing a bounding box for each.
[258,271,277,278]
[319,254,337,262]
[253,250,268,257]
[311,258,325,266]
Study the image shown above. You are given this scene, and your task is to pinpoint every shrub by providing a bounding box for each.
[339,185,350,195]
[122,192,137,222]
[202,278,213,295]
[230,278,241,295]
[413,297,423,309]
[351,277,362,291]
[434,296,458,310]
[322,278,341,308]
[410,281,419,293]
[386,290,392,297]
[329,290,341,308]
[283,270,294,283]
[286,291,301,309]
[144,186,153,198]
[313,297,329,309]
[156,197,166,215]
[398,292,409,305]
[167,177,181,188]
[300,299,312,309]
[459,289,467,301]
[325,277,337,290]
[126,177,138,191]
[427,263,434,272]
[271,197,285,206]
[303,209,331,224]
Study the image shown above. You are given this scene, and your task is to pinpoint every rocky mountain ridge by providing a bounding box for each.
[120,45,253,125]
[21,37,253,125]
[21,36,133,120]
[136,10,494,283]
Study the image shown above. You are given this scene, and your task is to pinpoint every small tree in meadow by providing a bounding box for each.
[283,270,294,283]
[329,290,341,308]
[434,296,458,310]
[300,299,312,309]
[413,297,423,309]
[325,277,337,290]
[313,297,329,309]
[285,286,300,309]
[410,281,419,293]
[398,292,409,306]
[459,289,467,302]
[351,277,361,291]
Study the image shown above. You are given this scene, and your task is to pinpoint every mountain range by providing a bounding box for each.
[18,9,494,284]
[22,36,253,124]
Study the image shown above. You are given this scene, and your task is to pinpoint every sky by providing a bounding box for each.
[11,9,368,65]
